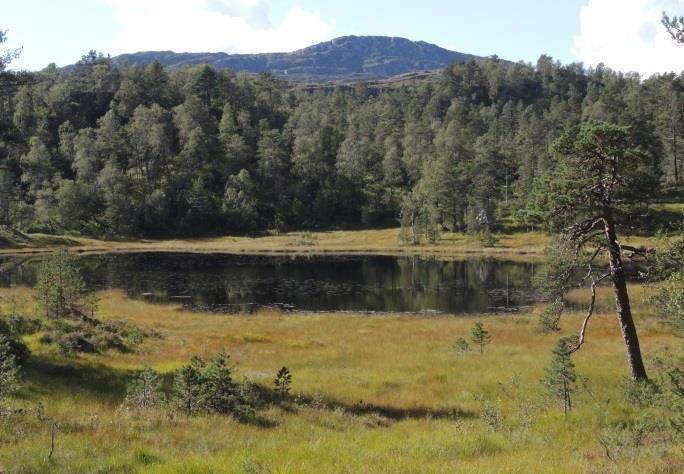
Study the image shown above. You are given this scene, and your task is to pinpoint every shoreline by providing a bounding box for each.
[0,228,550,260]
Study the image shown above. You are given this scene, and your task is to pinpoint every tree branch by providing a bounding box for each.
[569,273,610,354]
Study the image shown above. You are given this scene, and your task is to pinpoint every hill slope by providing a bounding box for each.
[113,36,479,82]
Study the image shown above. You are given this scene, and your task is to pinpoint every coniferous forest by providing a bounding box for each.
[6,14,684,470]
[1,48,681,238]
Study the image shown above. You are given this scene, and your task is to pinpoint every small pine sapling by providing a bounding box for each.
[542,336,577,416]
[124,366,165,410]
[470,321,491,353]
[453,337,470,355]
[274,366,292,399]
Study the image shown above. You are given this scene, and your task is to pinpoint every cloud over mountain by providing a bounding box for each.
[104,0,334,54]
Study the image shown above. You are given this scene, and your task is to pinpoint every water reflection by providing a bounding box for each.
[0,253,541,314]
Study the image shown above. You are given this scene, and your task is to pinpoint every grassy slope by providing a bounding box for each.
[0,285,681,473]
[0,227,80,250]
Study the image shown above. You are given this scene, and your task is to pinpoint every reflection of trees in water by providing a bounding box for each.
[0,256,37,286]
[0,254,539,313]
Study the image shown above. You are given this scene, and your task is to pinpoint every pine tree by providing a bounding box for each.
[542,337,577,416]
[35,250,89,319]
[201,352,244,415]
[470,321,492,353]
[274,366,292,399]
[124,366,165,410]
[173,356,206,415]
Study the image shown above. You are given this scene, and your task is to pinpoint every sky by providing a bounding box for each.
[2,0,684,76]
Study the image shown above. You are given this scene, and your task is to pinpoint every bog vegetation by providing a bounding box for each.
[1,19,684,472]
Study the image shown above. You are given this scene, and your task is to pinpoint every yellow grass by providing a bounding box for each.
[0,229,552,259]
[1,228,669,264]
[0,284,681,473]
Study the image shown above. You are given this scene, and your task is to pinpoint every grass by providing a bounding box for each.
[0,227,669,263]
[0,283,682,472]
[1,227,672,263]
[0,226,81,250]
[0,227,553,259]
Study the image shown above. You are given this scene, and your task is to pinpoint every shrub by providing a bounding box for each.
[172,353,254,421]
[0,334,21,401]
[0,314,42,336]
[453,337,470,355]
[481,400,503,432]
[39,318,154,355]
[649,272,684,335]
[669,367,684,442]
[0,319,30,365]
[124,366,165,410]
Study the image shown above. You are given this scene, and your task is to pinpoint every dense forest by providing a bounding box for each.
[0,46,680,238]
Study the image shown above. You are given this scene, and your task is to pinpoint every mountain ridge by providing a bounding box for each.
[112,35,480,82]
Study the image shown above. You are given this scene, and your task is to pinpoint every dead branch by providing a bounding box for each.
[569,273,611,354]
[47,421,58,461]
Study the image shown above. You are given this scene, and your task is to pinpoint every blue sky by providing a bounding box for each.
[3,0,684,75]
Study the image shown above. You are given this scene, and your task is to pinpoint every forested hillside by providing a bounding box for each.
[0,49,680,238]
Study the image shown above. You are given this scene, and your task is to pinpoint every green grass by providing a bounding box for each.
[0,226,80,250]
[0,285,682,472]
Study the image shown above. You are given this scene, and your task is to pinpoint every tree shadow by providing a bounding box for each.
[247,383,475,421]
[19,358,476,424]
[21,356,132,402]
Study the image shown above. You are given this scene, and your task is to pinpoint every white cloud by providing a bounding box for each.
[574,0,684,76]
[104,0,334,54]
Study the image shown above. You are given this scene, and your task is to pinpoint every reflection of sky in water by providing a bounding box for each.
[0,254,541,314]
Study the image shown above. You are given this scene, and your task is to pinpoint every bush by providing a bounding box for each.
[453,337,470,355]
[649,272,684,335]
[124,366,165,410]
[172,352,254,421]
[481,400,503,432]
[39,318,156,355]
[0,334,21,401]
[0,314,42,336]
[0,319,31,365]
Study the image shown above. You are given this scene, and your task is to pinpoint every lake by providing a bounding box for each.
[0,253,542,314]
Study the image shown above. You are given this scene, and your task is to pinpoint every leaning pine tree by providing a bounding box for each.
[536,122,661,381]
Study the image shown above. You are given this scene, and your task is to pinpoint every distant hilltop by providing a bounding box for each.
[112,35,481,82]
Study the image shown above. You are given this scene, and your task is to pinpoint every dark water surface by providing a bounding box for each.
[0,253,542,314]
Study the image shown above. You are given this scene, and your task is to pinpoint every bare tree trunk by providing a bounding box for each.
[672,121,679,185]
[604,219,648,381]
